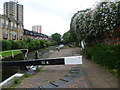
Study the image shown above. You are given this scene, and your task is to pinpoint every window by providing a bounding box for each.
[12,32,17,40]
[21,25,23,29]
[10,32,13,39]
[1,19,4,28]
[20,33,23,40]
[14,24,17,30]
[18,25,20,29]
[11,22,13,29]
[6,20,8,29]
[3,30,8,39]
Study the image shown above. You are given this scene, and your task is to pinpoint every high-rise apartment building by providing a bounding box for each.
[4,1,23,24]
[32,25,42,33]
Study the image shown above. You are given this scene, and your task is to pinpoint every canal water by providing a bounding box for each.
[1,46,57,82]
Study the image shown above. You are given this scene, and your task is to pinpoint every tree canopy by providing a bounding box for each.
[70,2,120,47]
[51,33,61,45]
[62,31,73,44]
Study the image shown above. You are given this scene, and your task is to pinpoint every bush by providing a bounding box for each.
[24,73,29,77]
[9,40,19,49]
[1,39,50,51]
[17,40,26,49]
[82,44,120,78]
[92,44,120,78]
[92,44,119,69]
[14,78,21,84]
[81,47,93,59]
[2,40,12,51]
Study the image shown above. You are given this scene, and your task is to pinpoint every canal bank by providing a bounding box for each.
[1,46,58,83]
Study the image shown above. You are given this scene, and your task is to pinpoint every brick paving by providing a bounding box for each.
[15,47,118,88]
[16,65,73,88]
[15,48,80,88]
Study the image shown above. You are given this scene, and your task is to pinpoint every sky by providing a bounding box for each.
[0,0,99,36]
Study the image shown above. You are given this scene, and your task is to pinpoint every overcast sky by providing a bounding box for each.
[0,0,99,36]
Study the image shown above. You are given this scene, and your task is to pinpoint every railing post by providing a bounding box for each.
[24,49,28,60]
[0,55,2,59]
[12,51,14,57]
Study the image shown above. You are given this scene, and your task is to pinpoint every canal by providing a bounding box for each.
[1,46,58,82]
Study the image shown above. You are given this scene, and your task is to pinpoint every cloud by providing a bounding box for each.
[24,9,69,35]
[0,0,96,36]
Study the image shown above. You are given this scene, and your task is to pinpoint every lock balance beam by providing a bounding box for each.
[2,56,82,66]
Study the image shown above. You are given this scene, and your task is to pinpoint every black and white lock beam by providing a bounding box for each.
[1,56,82,66]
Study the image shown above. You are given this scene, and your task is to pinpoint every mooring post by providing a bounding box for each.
[35,50,39,59]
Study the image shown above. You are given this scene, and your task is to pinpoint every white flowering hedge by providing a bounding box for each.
[70,2,120,46]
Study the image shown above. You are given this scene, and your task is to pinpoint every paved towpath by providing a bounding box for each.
[15,48,80,88]
[15,47,118,88]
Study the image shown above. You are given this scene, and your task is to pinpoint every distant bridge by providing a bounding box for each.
[1,56,82,66]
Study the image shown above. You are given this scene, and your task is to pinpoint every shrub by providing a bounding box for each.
[17,40,26,49]
[2,40,12,51]
[81,47,93,59]
[14,78,21,84]
[24,73,29,77]
[9,40,19,49]
[82,44,120,78]
[92,44,119,69]
[1,39,50,51]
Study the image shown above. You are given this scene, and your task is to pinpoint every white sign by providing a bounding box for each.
[65,56,82,65]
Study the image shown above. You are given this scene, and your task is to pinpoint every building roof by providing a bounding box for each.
[24,29,48,38]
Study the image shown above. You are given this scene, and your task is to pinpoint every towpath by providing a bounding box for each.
[15,47,118,88]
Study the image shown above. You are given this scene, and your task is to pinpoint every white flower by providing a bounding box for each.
[110,8,112,13]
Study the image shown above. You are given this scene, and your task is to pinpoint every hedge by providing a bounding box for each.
[82,44,120,78]
[92,44,120,70]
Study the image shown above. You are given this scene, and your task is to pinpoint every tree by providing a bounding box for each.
[70,2,120,47]
[62,31,72,44]
[51,33,61,45]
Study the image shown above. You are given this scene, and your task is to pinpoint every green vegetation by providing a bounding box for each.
[2,40,12,50]
[9,78,21,88]
[51,33,61,45]
[62,31,73,44]
[70,2,120,46]
[14,78,21,84]
[36,66,44,73]
[49,80,55,83]
[61,1,120,78]
[0,50,22,57]
[81,44,120,78]
[24,73,29,78]
[1,38,50,51]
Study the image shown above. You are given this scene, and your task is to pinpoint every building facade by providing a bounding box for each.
[4,1,23,24]
[0,14,24,40]
[23,29,48,40]
[32,25,42,33]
